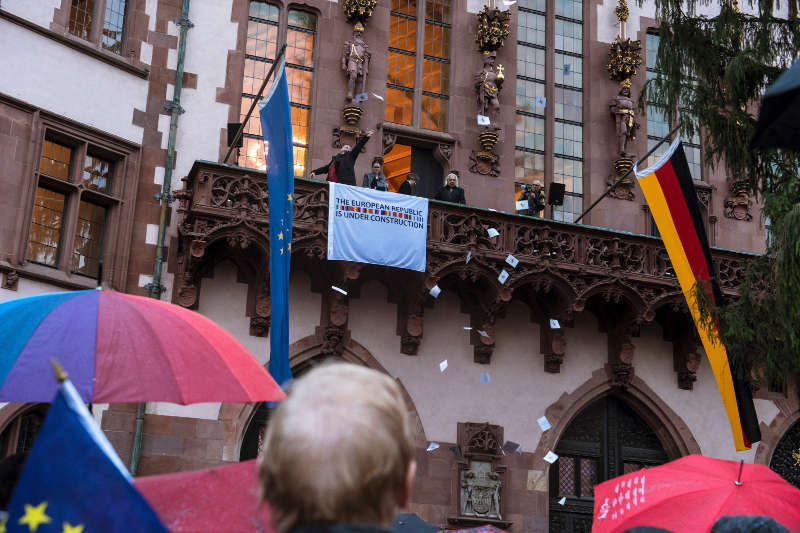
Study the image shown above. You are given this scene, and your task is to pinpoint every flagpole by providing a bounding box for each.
[573,123,682,224]
[223,43,288,165]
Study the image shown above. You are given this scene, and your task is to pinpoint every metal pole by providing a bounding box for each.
[574,124,682,224]
[222,44,288,165]
[132,0,193,476]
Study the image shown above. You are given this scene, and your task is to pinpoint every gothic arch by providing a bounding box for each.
[532,367,700,465]
[219,334,428,461]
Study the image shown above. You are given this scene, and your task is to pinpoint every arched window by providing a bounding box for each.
[549,396,669,532]
[769,419,800,489]
[0,405,49,458]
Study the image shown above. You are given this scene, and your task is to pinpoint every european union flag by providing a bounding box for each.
[7,380,166,533]
[259,60,294,389]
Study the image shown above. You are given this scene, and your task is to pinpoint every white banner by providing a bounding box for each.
[327,183,428,272]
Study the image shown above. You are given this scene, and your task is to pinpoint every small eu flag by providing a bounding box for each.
[259,59,294,390]
[7,380,167,533]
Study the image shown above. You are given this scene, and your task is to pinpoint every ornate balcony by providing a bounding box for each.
[172,161,754,389]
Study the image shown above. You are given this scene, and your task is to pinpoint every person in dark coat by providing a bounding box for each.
[522,179,546,216]
[434,172,466,204]
[311,130,374,185]
[362,157,388,191]
[397,173,419,196]
[259,364,416,533]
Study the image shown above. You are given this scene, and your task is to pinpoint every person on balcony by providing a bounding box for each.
[434,172,466,204]
[311,129,374,186]
[398,172,420,196]
[362,157,388,191]
[523,180,546,216]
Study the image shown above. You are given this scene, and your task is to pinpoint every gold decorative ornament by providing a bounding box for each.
[792,448,800,468]
[607,37,642,84]
[615,0,629,22]
[475,6,511,52]
[342,0,377,24]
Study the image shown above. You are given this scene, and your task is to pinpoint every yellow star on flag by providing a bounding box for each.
[288,242,292,251]
[278,232,283,240]
[287,193,292,201]
[62,523,84,533]
[18,502,51,532]
[280,247,284,255]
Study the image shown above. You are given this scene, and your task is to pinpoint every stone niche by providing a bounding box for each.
[449,422,512,529]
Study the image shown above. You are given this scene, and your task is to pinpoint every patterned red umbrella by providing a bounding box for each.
[591,454,800,532]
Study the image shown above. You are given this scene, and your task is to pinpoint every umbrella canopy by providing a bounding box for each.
[750,59,800,151]
[392,513,439,533]
[0,289,285,404]
[591,454,800,533]
[135,459,275,532]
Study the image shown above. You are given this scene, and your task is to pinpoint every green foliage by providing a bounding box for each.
[642,0,800,380]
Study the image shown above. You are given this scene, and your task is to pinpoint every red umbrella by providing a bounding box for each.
[135,459,276,532]
[591,454,800,532]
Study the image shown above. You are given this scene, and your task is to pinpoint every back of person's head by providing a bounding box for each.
[407,173,419,182]
[0,452,28,510]
[710,516,789,533]
[259,363,415,532]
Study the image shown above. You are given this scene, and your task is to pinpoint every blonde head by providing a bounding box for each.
[259,363,415,532]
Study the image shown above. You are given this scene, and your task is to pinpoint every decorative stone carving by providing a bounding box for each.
[461,462,502,520]
[724,180,752,221]
[608,332,635,388]
[607,157,636,201]
[475,6,511,53]
[321,324,346,357]
[770,420,800,489]
[342,23,370,103]
[1,269,19,291]
[449,422,510,529]
[342,0,376,24]
[542,328,567,373]
[250,283,271,337]
[609,84,640,158]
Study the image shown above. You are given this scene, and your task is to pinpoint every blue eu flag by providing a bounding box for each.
[259,60,294,389]
[7,380,166,533]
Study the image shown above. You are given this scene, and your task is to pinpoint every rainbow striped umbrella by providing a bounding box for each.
[0,290,285,404]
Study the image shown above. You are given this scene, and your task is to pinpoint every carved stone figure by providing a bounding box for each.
[474,51,504,123]
[342,22,370,102]
[609,83,639,157]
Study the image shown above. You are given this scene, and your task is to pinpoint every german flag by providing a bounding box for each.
[635,138,761,451]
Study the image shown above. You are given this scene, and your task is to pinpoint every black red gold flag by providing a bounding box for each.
[635,138,761,451]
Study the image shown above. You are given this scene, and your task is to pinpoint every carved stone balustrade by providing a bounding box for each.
[172,161,755,382]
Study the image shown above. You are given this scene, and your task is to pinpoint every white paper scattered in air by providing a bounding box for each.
[429,285,441,298]
[544,451,559,464]
[506,254,519,268]
[537,416,551,431]
[466,251,472,264]
[516,200,529,211]
[331,285,348,295]
[549,318,561,329]
[427,442,440,452]
[477,114,491,126]
[487,228,499,238]
[480,372,491,383]
[536,96,547,107]
[498,270,509,284]
[370,92,385,101]
[477,330,489,337]
[558,497,566,505]
[439,360,448,372]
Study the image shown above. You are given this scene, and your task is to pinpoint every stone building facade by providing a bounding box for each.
[0,0,798,531]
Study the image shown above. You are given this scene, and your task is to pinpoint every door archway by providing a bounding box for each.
[548,395,670,532]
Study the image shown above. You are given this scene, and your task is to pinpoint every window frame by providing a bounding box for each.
[386,0,453,133]
[56,0,131,56]
[0,404,49,459]
[237,1,319,176]
[15,112,140,289]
